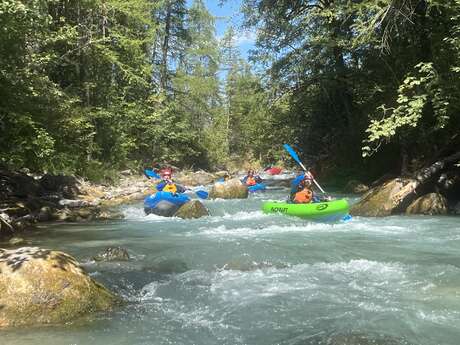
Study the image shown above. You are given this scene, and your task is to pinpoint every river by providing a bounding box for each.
[1,187,460,345]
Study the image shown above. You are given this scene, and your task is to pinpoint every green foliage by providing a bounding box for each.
[240,0,460,177]
[363,62,450,157]
[6,0,459,181]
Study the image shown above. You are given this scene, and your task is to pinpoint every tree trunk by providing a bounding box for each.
[400,139,410,176]
[160,1,172,92]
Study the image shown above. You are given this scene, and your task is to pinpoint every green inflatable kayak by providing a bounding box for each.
[262,199,350,222]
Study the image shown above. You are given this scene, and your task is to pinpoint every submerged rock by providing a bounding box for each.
[93,247,130,262]
[221,258,288,271]
[0,247,118,328]
[147,258,189,274]
[174,200,209,219]
[343,180,369,194]
[405,192,448,215]
[350,178,418,217]
[209,178,248,199]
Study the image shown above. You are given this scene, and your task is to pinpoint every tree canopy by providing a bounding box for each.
[1,0,459,181]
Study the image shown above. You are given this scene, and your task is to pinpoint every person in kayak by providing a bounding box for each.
[242,170,262,186]
[156,168,186,194]
[293,178,313,203]
[290,172,332,203]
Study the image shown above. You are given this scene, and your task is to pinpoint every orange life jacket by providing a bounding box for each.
[294,188,313,204]
[246,176,256,186]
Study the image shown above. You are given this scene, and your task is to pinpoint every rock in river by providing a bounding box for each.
[209,178,248,199]
[93,247,130,262]
[174,200,209,219]
[0,247,118,328]
[350,178,418,217]
[405,192,448,215]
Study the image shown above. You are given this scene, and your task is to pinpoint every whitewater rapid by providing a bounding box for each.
[2,188,460,345]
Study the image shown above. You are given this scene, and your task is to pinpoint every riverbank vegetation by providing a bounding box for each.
[1,0,459,183]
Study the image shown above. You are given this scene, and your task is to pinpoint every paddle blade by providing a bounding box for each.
[283,144,301,165]
[195,190,208,199]
[342,214,352,222]
[144,169,161,179]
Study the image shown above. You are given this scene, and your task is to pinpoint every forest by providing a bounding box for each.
[1,0,459,183]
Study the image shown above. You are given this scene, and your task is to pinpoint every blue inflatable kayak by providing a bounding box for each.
[144,192,190,217]
[248,183,266,193]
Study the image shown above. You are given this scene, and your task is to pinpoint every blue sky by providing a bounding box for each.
[186,0,256,59]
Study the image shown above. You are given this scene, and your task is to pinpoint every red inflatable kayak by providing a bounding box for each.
[265,167,282,175]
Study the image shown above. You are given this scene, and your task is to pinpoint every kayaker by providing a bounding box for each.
[242,170,262,186]
[290,172,311,196]
[293,179,313,204]
[156,168,185,194]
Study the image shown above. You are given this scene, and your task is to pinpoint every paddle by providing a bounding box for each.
[144,169,161,179]
[283,144,327,194]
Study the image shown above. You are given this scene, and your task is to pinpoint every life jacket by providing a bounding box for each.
[246,176,256,186]
[294,188,313,204]
[163,183,177,194]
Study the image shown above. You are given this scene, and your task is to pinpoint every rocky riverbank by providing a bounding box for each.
[0,169,237,238]
[350,152,460,217]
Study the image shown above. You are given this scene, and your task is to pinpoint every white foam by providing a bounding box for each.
[188,222,346,239]
[209,210,266,223]
[208,260,406,306]
[122,206,180,222]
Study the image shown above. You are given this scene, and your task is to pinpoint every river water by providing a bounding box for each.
[1,187,460,345]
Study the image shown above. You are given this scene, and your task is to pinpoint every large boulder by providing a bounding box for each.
[406,193,448,215]
[175,171,216,186]
[0,247,118,328]
[350,178,418,217]
[209,178,248,199]
[343,180,369,194]
[174,200,209,219]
